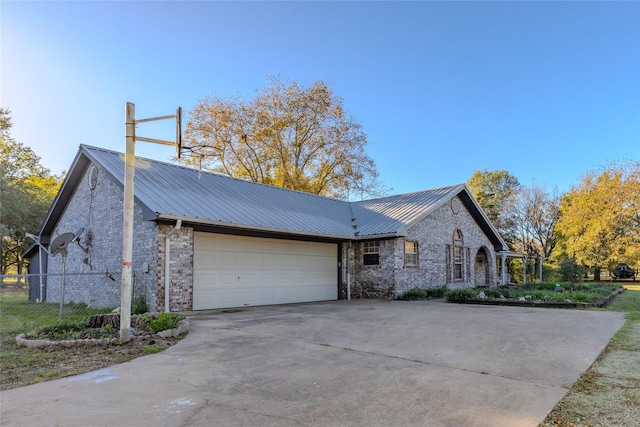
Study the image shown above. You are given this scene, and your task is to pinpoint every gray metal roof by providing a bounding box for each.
[82,146,355,239]
[352,185,465,237]
[42,145,505,247]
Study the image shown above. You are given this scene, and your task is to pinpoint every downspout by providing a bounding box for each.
[164,220,182,313]
[346,242,351,301]
[38,245,44,302]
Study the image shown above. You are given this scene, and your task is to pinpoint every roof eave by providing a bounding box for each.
[39,146,90,237]
[155,213,355,241]
[457,184,510,251]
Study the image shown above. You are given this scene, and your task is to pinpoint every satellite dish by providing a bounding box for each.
[71,227,85,243]
[50,233,75,257]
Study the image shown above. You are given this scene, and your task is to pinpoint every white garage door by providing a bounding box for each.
[193,232,338,310]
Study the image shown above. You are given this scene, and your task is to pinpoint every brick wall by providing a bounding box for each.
[349,196,497,299]
[156,225,193,312]
[349,239,398,299]
[398,197,497,294]
[46,163,158,310]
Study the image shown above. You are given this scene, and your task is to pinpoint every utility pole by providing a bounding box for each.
[121,103,136,342]
[120,102,181,342]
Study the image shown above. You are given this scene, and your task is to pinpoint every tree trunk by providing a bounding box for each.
[594,267,601,282]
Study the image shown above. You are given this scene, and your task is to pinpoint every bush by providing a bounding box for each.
[483,288,511,299]
[444,288,477,302]
[132,295,148,315]
[141,312,185,334]
[397,286,447,300]
[29,318,117,340]
[560,258,586,282]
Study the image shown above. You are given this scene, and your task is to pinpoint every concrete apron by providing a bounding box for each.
[0,300,626,427]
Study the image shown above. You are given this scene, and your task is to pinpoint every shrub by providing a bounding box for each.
[29,318,117,340]
[560,258,586,282]
[132,295,148,315]
[444,288,476,302]
[532,282,559,291]
[141,312,185,334]
[397,286,447,300]
[527,290,550,301]
[483,288,511,299]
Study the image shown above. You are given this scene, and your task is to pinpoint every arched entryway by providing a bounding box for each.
[474,247,491,287]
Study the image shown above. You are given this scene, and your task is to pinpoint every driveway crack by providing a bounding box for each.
[212,326,563,389]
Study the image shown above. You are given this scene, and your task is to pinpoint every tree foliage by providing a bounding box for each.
[467,169,520,244]
[1,109,62,274]
[556,161,640,271]
[181,76,384,200]
[511,182,560,259]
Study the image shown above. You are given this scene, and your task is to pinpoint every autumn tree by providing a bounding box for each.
[511,182,561,259]
[0,109,62,274]
[467,169,520,244]
[182,76,384,200]
[556,162,640,280]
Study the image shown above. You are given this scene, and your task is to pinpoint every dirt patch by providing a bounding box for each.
[0,333,182,390]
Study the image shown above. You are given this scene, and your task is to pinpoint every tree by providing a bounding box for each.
[511,182,561,259]
[181,76,384,200]
[0,107,12,138]
[556,161,640,280]
[0,109,62,274]
[467,169,520,244]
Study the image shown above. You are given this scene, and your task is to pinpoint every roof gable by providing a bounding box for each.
[352,185,464,236]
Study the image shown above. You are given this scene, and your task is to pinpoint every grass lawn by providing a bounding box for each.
[0,290,177,390]
[541,285,640,426]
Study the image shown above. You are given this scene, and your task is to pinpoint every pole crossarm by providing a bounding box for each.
[135,114,177,124]
[120,102,182,343]
[135,136,176,146]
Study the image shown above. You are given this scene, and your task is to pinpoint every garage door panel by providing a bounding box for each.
[193,233,338,310]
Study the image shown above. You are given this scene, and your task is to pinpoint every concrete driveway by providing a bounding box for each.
[0,300,625,427]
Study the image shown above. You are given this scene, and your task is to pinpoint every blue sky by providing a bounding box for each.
[2,1,639,196]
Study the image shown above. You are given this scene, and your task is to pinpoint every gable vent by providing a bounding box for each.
[88,164,99,191]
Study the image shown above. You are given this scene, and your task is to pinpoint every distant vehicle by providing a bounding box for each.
[612,263,636,281]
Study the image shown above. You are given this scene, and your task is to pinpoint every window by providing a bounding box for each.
[363,241,380,265]
[447,229,468,283]
[405,241,418,267]
[453,247,463,280]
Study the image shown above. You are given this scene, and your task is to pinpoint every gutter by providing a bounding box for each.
[156,213,400,241]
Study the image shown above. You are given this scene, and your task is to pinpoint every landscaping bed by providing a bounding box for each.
[15,312,188,348]
[442,283,623,308]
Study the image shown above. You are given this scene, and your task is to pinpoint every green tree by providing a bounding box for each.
[0,109,62,274]
[556,161,640,280]
[182,76,384,200]
[467,169,520,244]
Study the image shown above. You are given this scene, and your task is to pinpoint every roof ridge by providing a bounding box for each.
[356,183,465,204]
[80,144,350,204]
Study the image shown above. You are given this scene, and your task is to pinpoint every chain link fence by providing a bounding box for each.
[0,272,144,334]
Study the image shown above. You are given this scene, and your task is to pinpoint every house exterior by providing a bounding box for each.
[25,145,511,312]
